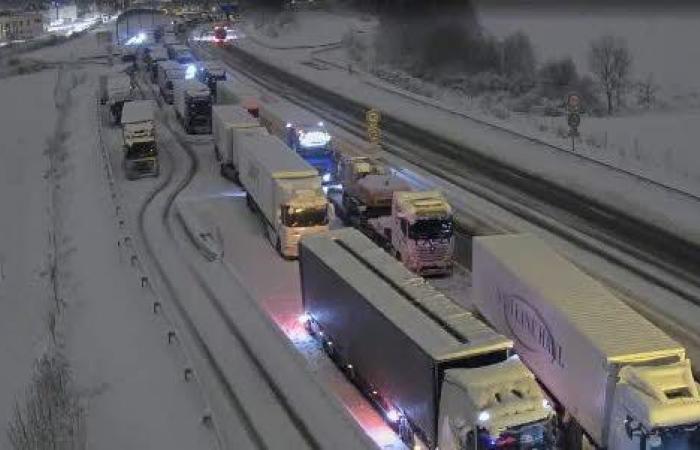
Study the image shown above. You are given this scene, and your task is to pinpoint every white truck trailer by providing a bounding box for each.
[120,100,158,179]
[212,104,266,179]
[173,79,212,134]
[215,79,261,116]
[198,60,226,96]
[300,228,556,449]
[156,60,185,104]
[473,234,700,450]
[238,133,329,258]
[147,45,169,82]
[105,74,133,124]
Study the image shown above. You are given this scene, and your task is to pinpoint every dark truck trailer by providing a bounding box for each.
[299,228,555,449]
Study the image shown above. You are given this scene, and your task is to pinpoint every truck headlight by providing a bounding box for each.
[322,173,331,183]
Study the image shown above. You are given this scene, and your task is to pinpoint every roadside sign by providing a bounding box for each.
[366,108,381,145]
[567,113,581,129]
[566,92,581,113]
[366,109,380,125]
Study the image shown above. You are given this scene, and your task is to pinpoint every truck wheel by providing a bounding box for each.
[394,251,402,262]
[214,145,221,161]
[275,238,282,256]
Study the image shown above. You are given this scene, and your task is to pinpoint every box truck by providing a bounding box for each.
[215,79,261,116]
[258,100,334,183]
[473,234,700,450]
[300,228,556,449]
[212,104,266,179]
[156,60,185,104]
[120,100,158,179]
[147,45,169,83]
[166,43,194,64]
[238,133,329,258]
[105,74,133,124]
[198,60,226,96]
[173,79,212,134]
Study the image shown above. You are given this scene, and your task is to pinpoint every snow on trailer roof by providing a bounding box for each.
[149,46,168,60]
[174,79,209,96]
[240,133,318,178]
[331,228,510,349]
[200,60,224,72]
[475,234,682,360]
[121,100,155,125]
[217,79,258,97]
[302,228,512,360]
[107,74,131,90]
[212,104,258,126]
[260,99,325,127]
[157,60,182,70]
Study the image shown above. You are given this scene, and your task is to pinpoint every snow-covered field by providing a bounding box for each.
[231,12,700,247]
[0,69,58,448]
[0,26,217,449]
[244,10,376,49]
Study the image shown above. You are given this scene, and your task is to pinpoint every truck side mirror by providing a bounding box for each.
[400,219,408,235]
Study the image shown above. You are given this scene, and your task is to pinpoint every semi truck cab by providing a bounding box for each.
[121,101,158,180]
[198,61,226,96]
[286,121,333,183]
[439,359,556,450]
[174,80,212,134]
[608,360,700,450]
[374,191,454,276]
[278,188,329,257]
[259,102,334,183]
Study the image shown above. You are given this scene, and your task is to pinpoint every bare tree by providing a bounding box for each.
[636,73,659,109]
[501,31,536,78]
[7,353,85,450]
[588,35,632,114]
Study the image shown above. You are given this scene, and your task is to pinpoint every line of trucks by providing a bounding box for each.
[106,43,700,450]
[213,82,454,275]
[299,228,700,450]
[208,73,700,450]
[100,69,159,179]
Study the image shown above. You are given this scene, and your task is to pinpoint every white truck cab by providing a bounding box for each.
[371,190,454,276]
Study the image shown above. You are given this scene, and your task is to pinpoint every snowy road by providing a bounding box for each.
[195,40,700,376]
[102,70,383,448]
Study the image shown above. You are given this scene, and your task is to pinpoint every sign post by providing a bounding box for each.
[366,108,381,147]
[566,93,581,152]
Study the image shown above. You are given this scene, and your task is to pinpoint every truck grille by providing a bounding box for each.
[415,241,450,262]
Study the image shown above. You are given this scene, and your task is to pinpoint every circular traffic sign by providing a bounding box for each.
[566,93,581,112]
[567,113,581,128]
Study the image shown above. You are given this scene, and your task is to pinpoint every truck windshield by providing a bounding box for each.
[282,205,328,228]
[478,418,556,449]
[408,217,453,240]
[644,425,700,449]
[126,141,156,159]
[188,99,211,117]
[294,129,332,154]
